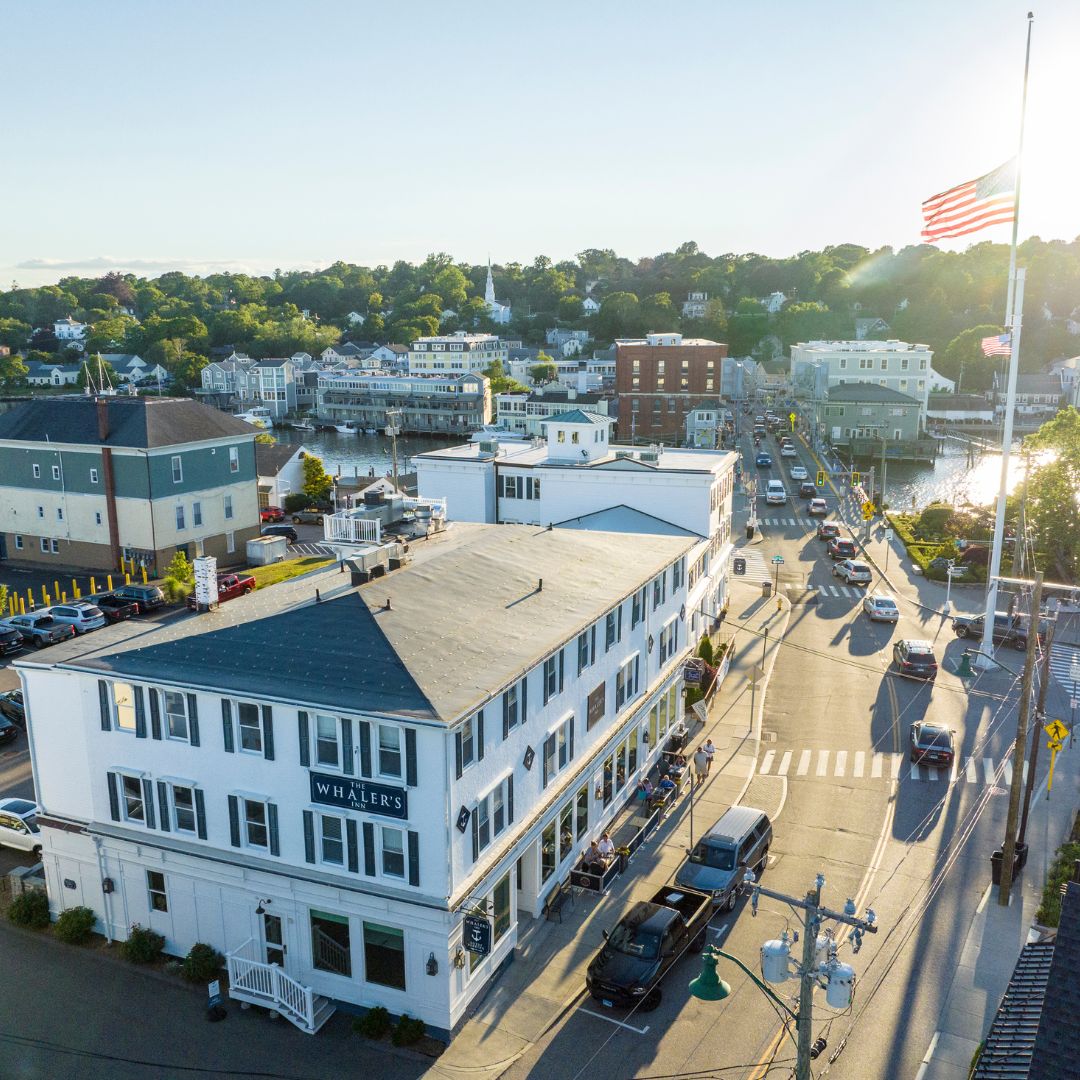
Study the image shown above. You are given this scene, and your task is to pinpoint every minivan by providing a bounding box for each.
[765,480,787,504]
[674,806,772,910]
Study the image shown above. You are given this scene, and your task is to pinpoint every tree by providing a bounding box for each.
[639,292,678,331]
[557,295,584,323]
[595,292,641,341]
[936,325,1005,391]
[0,317,31,349]
[254,431,277,445]
[161,550,194,604]
[0,353,29,386]
[482,359,529,395]
[1023,407,1080,580]
[529,354,559,385]
[85,315,139,355]
[302,453,333,506]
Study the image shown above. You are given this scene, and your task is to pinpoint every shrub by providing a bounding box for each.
[1036,841,1080,927]
[8,889,50,929]
[160,575,193,604]
[353,1005,392,1039]
[283,492,309,513]
[915,503,955,538]
[391,1014,427,1047]
[181,942,224,982]
[696,635,714,666]
[54,905,96,944]
[121,924,165,964]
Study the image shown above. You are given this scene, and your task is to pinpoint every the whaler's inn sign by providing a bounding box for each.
[309,772,408,820]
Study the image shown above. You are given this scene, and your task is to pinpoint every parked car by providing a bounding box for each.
[113,583,166,611]
[834,559,872,585]
[817,520,841,539]
[0,715,18,745]
[893,639,939,680]
[0,626,24,656]
[789,465,808,481]
[92,592,140,623]
[910,722,955,766]
[675,805,772,910]
[808,498,829,516]
[0,798,42,854]
[186,572,257,609]
[798,482,818,499]
[262,524,299,544]
[951,611,1044,650]
[290,507,326,525]
[0,689,25,726]
[46,601,107,635]
[755,453,772,468]
[765,480,787,505]
[828,537,858,560]
[863,592,899,622]
[0,613,75,649]
[260,505,285,523]
[586,884,713,1011]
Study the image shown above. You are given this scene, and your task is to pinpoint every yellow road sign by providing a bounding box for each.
[1044,719,1069,742]
[1048,738,1064,752]
[861,502,876,521]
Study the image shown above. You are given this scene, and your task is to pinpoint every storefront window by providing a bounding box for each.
[541,821,556,883]
[649,704,658,748]
[602,755,614,808]
[575,786,589,839]
[659,695,669,737]
[615,740,627,792]
[668,686,678,727]
[559,804,574,863]
[311,910,351,977]
[363,921,405,990]
[628,733,638,777]
[493,873,511,943]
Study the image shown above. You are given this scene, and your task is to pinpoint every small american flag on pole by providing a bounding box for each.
[981,333,1012,357]
[922,160,1017,242]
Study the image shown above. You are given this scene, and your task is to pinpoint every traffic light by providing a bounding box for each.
[851,471,861,487]
[816,470,825,487]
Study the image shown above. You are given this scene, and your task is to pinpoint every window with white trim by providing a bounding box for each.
[162,691,189,741]
[577,630,590,674]
[236,702,264,754]
[542,716,574,788]
[32,464,40,478]
[543,655,557,703]
[229,447,239,473]
[319,812,345,865]
[223,494,234,520]
[175,505,185,530]
[605,607,622,651]
[171,784,197,833]
[120,773,145,822]
[381,826,405,877]
[90,467,99,484]
[315,714,340,768]
[672,557,684,590]
[171,456,183,483]
[113,682,137,733]
[192,501,203,528]
[457,714,476,772]
[615,654,641,711]
[659,618,679,665]
[475,774,513,854]
[147,869,168,912]
[378,724,402,778]
[51,465,61,480]
[243,798,269,848]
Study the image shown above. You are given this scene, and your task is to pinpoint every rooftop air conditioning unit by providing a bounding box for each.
[614,450,634,460]
[478,439,498,454]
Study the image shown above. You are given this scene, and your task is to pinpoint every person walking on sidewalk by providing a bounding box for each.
[693,746,709,784]
[703,739,716,775]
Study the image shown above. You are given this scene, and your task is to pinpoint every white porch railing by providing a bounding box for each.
[227,937,324,1034]
[324,513,382,545]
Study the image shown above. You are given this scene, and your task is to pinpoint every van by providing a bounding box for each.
[674,805,772,910]
[766,480,787,504]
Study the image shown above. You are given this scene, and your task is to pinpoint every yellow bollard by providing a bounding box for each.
[18,596,25,614]
[54,580,60,601]
[125,572,131,585]
[74,583,81,599]
[107,575,113,592]
[141,566,148,584]
[41,585,47,605]
[61,592,67,602]
[90,577,97,595]
[44,594,50,607]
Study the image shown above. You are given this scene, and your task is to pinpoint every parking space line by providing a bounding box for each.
[759,750,776,774]
[834,750,847,777]
[797,750,812,776]
[983,757,995,783]
[777,750,792,775]
[579,1008,650,1034]
[816,750,829,777]
[966,758,978,783]
[853,751,865,778]
[871,752,883,778]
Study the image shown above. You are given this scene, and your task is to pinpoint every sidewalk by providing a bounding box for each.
[427,576,787,1079]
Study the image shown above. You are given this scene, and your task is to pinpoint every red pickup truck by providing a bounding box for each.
[187,573,256,609]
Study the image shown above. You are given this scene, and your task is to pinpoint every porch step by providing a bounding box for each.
[310,995,336,1033]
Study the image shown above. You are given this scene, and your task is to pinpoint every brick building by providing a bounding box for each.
[615,333,728,441]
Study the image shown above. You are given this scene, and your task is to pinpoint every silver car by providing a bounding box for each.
[834,559,872,585]
[46,601,107,634]
[863,592,899,621]
[0,798,42,854]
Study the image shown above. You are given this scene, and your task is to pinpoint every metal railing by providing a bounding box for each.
[324,513,382,544]
[226,937,317,1033]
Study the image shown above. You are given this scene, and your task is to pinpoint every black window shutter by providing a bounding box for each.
[502,693,509,739]
[358,720,372,778]
[454,731,463,779]
[148,689,161,740]
[507,774,514,825]
[346,819,358,873]
[362,822,375,876]
[187,694,200,746]
[142,778,155,829]
[268,803,280,856]
[98,681,111,731]
[405,728,417,787]
[521,675,528,723]
[106,771,119,821]
[156,781,170,832]
[477,710,485,762]
[134,686,147,739]
[262,706,274,761]
[408,831,420,887]
[470,809,479,862]
[591,625,596,663]
[559,650,564,692]
[302,810,315,863]
[341,718,354,776]
[569,715,575,762]
[227,795,241,847]
[194,788,207,839]
[298,711,310,767]
[221,700,234,753]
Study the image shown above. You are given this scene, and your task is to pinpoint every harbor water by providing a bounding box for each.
[274,427,451,480]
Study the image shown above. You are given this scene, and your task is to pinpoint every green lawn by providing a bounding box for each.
[247,555,334,590]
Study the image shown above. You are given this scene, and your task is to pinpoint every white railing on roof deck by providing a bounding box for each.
[323,513,382,544]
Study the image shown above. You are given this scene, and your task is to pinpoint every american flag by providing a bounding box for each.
[981,333,1012,357]
[922,160,1017,242]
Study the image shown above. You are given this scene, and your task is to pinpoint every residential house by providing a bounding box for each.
[925,395,996,425]
[99,353,169,386]
[23,361,82,387]
[545,329,591,357]
[681,291,709,320]
[685,406,723,449]
[582,296,601,316]
[854,317,890,340]
[321,342,373,366]
[345,311,366,327]
[927,368,956,393]
[0,395,260,571]
[817,383,922,447]
[256,442,310,508]
[991,372,1064,418]
[21,524,693,1039]
[761,292,786,314]
[54,316,88,344]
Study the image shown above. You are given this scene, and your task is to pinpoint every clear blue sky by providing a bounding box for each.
[4,0,1078,287]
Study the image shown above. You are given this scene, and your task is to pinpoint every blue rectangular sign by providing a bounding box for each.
[309,772,408,820]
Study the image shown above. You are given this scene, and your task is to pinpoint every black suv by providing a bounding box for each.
[262,525,299,544]
[893,639,938,680]
[114,584,166,611]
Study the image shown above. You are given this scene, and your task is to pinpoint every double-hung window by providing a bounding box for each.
[112,682,137,733]
[632,589,642,628]
[229,446,239,473]
[605,607,622,651]
[672,558,684,590]
[502,682,520,735]
[543,655,557,703]
[474,774,514,856]
[315,714,340,768]
[192,501,203,528]
[171,784,198,834]
[175,505,186,531]
[659,618,679,665]
[320,813,345,865]
[615,655,640,711]
[381,827,405,877]
[171,456,183,483]
[223,494,234,520]
[121,774,145,822]
[147,870,168,912]
[653,577,662,610]
[577,631,590,674]
[542,715,574,788]
[455,712,482,777]
[163,691,189,741]
[378,725,402,777]
[238,703,263,752]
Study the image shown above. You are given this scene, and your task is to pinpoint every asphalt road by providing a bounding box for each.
[503,423,1055,1080]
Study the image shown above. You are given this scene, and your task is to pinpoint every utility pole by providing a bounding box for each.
[999,571,1043,905]
[880,436,888,509]
[1018,612,1056,848]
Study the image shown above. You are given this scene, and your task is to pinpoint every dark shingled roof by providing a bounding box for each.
[1029,881,1080,1078]
[255,442,304,477]
[826,383,921,405]
[0,395,259,448]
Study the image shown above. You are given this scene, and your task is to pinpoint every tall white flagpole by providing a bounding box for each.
[976,12,1035,669]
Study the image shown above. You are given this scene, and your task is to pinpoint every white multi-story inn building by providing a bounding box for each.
[407,332,507,376]
[415,411,737,643]
[20,523,694,1039]
[790,339,934,425]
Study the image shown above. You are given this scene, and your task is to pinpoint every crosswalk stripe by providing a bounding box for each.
[927,765,941,781]
[891,753,902,780]
[950,758,959,783]
[816,750,829,777]
[871,752,884,778]
[854,751,865,778]
[797,750,811,776]
[910,763,921,781]
[834,750,847,777]
[983,758,995,784]
[966,758,977,783]
[1002,761,1013,787]
[777,750,792,775]
[759,750,775,774]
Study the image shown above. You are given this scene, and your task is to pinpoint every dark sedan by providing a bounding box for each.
[0,627,24,656]
[0,690,24,726]
[755,453,772,468]
[910,721,955,767]
[0,716,18,746]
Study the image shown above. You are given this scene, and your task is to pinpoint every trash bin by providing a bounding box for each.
[746,523,755,540]
[762,580,772,598]
[990,846,1026,885]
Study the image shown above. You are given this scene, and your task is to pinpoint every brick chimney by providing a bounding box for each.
[96,397,109,441]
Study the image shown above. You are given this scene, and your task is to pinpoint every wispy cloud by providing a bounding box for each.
[7,255,330,286]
